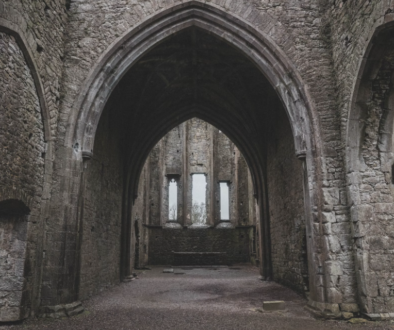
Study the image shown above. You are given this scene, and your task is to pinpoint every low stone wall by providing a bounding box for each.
[148,227,252,266]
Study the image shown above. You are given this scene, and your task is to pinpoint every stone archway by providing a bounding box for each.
[41,1,332,314]
[346,20,394,314]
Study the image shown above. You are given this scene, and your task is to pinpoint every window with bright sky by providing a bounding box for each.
[168,179,177,220]
[220,182,230,220]
[191,174,207,225]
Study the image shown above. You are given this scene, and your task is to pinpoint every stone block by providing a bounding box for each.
[325,261,343,276]
[325,235,341,253]
[327,288,343,304]
[263,301,285,311]
[365,313,381,321]
[348,318,367,324]
[163,268,173,273]
[323,188,339,206]
[322,212,336,223]
[351,204,373,223]
[0,306,21,322]
[342,312,353,319]
[66,306,84,317]
[374,203,394,214]
[340,303,359,313]
[323,223,331,235]
[331,223,350,235]
[64,301,81,311]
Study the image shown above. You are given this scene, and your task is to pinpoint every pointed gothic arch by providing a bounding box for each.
[59,1,326,308]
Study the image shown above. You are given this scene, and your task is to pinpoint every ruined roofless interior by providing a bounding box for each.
[1,0,394,324]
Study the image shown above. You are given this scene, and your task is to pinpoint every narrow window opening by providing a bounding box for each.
[192,174,207,225]
[168,179,178,221]
[220,182,230,220]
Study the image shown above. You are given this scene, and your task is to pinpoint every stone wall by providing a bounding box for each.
[328,0,394,313]
[54,0,343,307]
[78,104,124,300]
[0,213,29,322]
[0,32,45,213]
[267,110,308,294]
[0,0,72,313]
[148,227,252,266]
[132,165,150,269]
[4,0,394,319]
[0,32,45,321]
[133,118,257,266]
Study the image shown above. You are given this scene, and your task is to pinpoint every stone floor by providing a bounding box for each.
[2,266,394,330]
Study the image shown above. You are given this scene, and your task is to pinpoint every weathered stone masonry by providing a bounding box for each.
[0,31,45,321]
[133,119,258,267]
[2,0,394,322]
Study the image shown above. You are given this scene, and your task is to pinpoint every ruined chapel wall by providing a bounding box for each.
[132,164,149,268]
[144,119,252,227]
[0,31,45,321]
[328,0,394,313]
[0,32,44,219]
[58,0,339,156]
[267,112,307,294]
[215,129,236,224]
[78,108,124,300]
[0,0,74,311]
[1,0,68,138]
[148,143,162,227]
[139,119,255,265]
[56,0,348,304]
[163,125,185,224]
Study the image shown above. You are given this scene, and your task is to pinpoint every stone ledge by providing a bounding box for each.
[365,313,394,321]
[172,252,227,255]
[263,301,285,311]
[39,301,84,319]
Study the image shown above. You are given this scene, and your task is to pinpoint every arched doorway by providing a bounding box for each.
[346,21,394,314]
[74,23,317,302]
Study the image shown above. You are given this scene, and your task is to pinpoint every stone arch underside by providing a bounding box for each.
[346,21,394,314]
[63,2,326,308]
[70,3,318,156]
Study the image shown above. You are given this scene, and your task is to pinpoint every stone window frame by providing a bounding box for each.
[165,174,181,225]
[190,172,208,227]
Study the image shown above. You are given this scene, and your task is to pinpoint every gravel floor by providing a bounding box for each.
[2,266,394,330]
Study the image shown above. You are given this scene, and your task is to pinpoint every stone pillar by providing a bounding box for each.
[208,125,215,227]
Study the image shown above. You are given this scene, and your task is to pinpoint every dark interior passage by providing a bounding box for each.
[77,27,309,300]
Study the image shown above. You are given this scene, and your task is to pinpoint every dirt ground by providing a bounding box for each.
[1,266,393,330]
